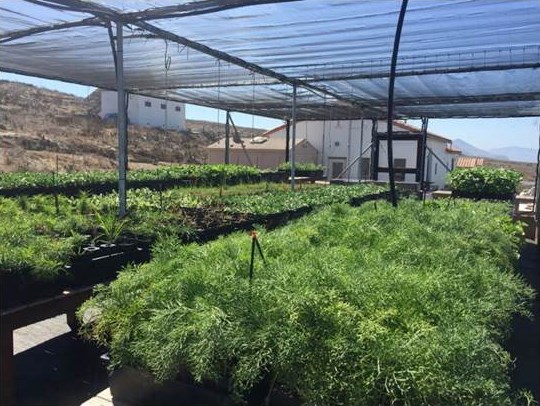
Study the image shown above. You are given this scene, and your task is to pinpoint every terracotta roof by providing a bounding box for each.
[207,137,309,151]
[456,156,485,168]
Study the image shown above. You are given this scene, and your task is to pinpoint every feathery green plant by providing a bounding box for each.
[80,199,533,405]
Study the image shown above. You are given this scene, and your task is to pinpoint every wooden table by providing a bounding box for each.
[1,287,94,406]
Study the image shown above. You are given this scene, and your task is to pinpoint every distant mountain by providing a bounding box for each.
[452,139,508,160]
[488,147,538,163]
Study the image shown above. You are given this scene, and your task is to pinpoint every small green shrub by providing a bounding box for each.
[448,167,522,197]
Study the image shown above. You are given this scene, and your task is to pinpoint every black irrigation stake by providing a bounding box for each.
[159,181,164,212]
[249,231,266,282]
[53,157,59,216]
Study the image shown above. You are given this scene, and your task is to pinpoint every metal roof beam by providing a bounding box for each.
[120,0,299,22]
[381,92,540,108]
[308,62,540,82]
[130,20,381,116]
[13,0,383,117]
[2,0,294,43]
[0,17,104,44]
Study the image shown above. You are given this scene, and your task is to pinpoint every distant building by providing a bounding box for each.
[99,90,186,131]
[455,157,486,168]
[206,136,318,169]
[265,120,461,190]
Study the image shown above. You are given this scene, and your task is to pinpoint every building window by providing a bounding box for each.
[160,103,167,110]
[144,101,152,107]
[394,158,406,182]
[435,163,438,175]
[175,106,181,112]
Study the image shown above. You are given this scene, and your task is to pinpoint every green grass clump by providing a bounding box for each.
[80,199,533,405]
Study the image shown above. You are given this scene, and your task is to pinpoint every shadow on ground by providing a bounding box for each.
[509,241,540,401]
[14,331,108,406]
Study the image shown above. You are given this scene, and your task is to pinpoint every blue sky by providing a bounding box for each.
[2,72,538,151]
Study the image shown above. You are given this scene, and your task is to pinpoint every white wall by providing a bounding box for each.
[426,139,454,189]
[269,120,457,189]
[272,120,372,180]
[99,91,186,131]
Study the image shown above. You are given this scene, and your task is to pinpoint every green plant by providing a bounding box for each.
[0,164,262,192]
[1,182,385,284]
[448,167,523,196]
[80,199,533,405]
[277,162,324,172]
[95,211,127,244]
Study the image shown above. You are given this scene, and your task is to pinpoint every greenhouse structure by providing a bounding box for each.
[1,0,540,405]
[1,0,539,212]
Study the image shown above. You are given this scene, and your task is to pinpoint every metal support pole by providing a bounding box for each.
[347,119,352,182]
[426,145,451,172]
[115,21,127,218]
[420,117,429,199]
[387,0,409,207]
[535,125,540,245]
[225,111,230,164]
[359,112,365,180]
[371,119,379,181]
[290,85,297,191]
[285,119,290,163]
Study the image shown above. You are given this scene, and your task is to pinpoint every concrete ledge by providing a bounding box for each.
[432,190,452,199]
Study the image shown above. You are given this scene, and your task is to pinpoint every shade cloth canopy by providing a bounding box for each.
[1,0,539,120]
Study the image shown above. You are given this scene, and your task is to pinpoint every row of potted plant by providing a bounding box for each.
[0,183,386,309]
[0,164,265,196]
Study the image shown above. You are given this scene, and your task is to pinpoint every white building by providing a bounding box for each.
[265,120,461,190]
[99,90,186,131]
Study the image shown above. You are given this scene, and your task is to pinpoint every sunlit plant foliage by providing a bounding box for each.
[81,199,533,405]
[448,167,523,196]
[0,183,384,281]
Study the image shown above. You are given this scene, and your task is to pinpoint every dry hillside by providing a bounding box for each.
[0,81,265,173]
[482,158,538,183]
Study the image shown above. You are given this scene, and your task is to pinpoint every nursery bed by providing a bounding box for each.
[1,184,386,310]
[80,199,534,406]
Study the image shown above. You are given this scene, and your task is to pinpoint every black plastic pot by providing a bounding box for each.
[110,368,235,406]
[0,242,152,310]
[109,367,300,406]
[277,169,323,180]
[349,191,391,207]
[0,269,69,309]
